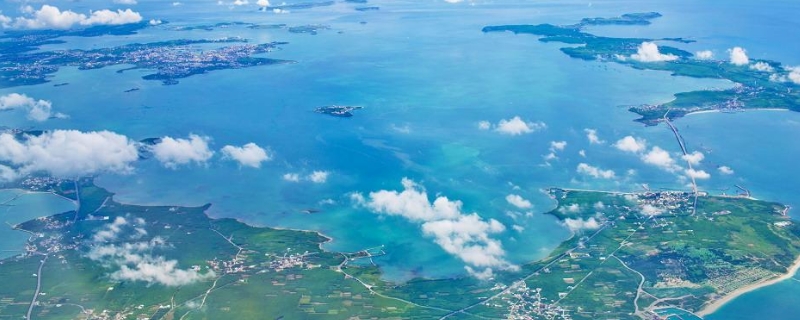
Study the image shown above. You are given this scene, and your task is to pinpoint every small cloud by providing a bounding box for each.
[151,134,214,169]
[543,152,558,161]
[0,130,139,179]
[750,62,775,72]
[550,141,567,152]
[391,124,411,134]
[681,151,704,166]
[506,194,532,209]
[630,42,678,62]
[114,0,138,4]
[695,50,713,60]
[593,201,606,210]
[718,166,734,175]
[221,143,271,168]
[641,146,679,172]
[584,128,604,144]
[614,136,647,153]
[354,178,517,274]
[563,217,601,233]
[769,66,800,84]
[640,204,664,216]
[1,5,143,30]
[464,266,494,281]
[86,216,215,286]
[559,203,581,214]
[0,93,64,122]
[257,0,271,7]
[308,170,329,183]
[685,168,711,180]
[578,150,586,157]
[283,173,300,182]
[494,116,546,135]
[477,121,491,130]
[576,163,616,179]
[729,47,749,66]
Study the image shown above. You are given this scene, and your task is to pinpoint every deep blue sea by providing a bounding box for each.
[1,0,799,318]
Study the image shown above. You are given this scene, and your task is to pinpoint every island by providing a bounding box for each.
[314,105,363,117]
[0,36,292,87]
[483,13,800,125]
[1,177,798,319]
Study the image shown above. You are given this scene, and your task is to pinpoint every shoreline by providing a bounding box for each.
[696,255,800,317]
[685,108,789,117]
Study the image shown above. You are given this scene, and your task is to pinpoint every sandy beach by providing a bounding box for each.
[696,255,800,317]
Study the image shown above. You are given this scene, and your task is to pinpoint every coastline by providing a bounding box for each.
[696,255,800,317]
[685,108,790,117]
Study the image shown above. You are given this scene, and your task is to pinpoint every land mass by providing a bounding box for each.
[483,13,800,125]
[1,179,799,319]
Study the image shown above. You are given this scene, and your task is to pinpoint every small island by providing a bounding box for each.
[314,105,363,117]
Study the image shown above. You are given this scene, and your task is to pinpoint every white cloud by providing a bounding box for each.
[482,116,546,135]
[0,130,139,178]
[614,136,647,153]
[769,67,800,84]
[584,128,604,144]
[543,152,557,161]
[232,0,250,5]
[563,217,601,233]
[593,201,606,210]
[0,93,64,122]
[111,256,215,286]
[353,179,516,275]
[465,266,494,280]
[151,134,214,168]
[790,67,800,85]
[257,0,271,7]
[681,151,705,166]
[640,204,664,216]
[308,170,329,183]
[505,194,532,209]
[2,5,142,30]
[282,173,300,182]
[685,168,711,180]
[550,141,567,152]
[718,166,734,175]
[421,214,508,268]
[576,163,615,179]
[641,146,679,172]
[630,42,678,62]
[750,62,774,72]
[221,143,271,168]
[729,47,749,66]
[695,50,713,60]
[559,203,581,214]
[114,0,138,4]
[86,216,215,287]
[578,150,586,157]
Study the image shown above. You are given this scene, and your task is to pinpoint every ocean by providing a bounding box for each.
[0,0,798,317]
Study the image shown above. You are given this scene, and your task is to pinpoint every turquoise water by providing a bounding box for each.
[0,190,76,259]
[1,0,799,317]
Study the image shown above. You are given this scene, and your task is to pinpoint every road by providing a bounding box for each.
[26,254,48,320]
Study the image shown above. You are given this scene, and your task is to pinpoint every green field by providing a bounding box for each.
[1,180,799,319]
